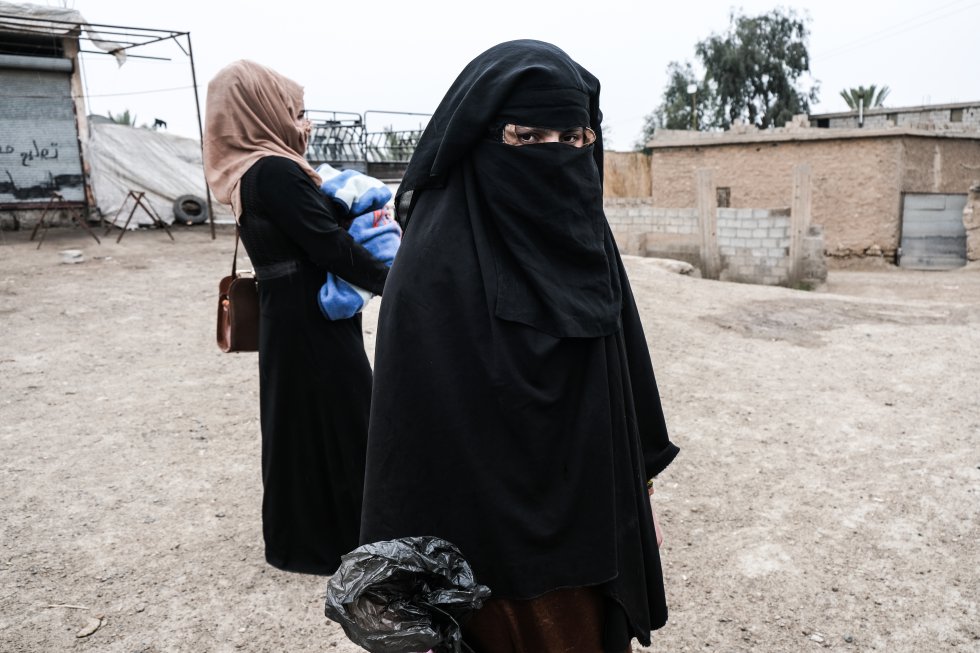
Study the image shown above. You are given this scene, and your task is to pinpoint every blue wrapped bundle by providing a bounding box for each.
[318,208,401,320]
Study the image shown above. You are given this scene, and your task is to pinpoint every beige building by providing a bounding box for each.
[809,101,980,131]
[605,117,980,268]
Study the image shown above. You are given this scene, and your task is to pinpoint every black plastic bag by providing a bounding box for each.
[324,536,492,653]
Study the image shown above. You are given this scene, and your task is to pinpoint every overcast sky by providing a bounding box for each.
[55,0,980,149]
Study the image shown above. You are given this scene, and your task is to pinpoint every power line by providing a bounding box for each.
[1,85,197,100]
[81,85,198,98]
[813,0,980,61]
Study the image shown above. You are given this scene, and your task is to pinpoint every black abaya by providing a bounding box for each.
[361,40,679,650]
[238,156,388,575]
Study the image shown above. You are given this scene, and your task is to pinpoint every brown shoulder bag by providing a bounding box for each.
[216,226,259,353]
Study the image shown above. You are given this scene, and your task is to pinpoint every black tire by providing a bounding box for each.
[173,194,209,225]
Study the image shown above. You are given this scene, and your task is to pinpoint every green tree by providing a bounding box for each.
[696,8,819,129]
[637,62,716,148]
[840,85,890,110]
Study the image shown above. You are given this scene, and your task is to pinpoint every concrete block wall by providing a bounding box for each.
[605,199,813,285]
[604,198,701,265]
[716,208,793,285]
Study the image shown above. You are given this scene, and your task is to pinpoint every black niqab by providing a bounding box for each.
[398,39,619,338]
[362,40,679,652]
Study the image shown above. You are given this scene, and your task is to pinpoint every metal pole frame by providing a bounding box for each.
[184,32,216,239]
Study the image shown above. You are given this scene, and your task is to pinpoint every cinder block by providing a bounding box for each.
[752,228,768,238]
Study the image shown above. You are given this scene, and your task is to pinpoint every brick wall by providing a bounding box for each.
[825,106,980,131]
[899,138,980,193]
[966,184,980,261]
[646,135,979,260]
[603,151,651,198]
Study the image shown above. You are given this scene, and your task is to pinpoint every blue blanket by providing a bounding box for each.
[316,163,392,217]
[318,208,402,320]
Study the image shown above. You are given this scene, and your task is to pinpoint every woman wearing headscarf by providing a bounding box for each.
[203,60,389,575]
[359,40,680,651]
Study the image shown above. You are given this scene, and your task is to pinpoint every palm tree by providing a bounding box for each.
[840,85,890,110]
[107,109,137,126]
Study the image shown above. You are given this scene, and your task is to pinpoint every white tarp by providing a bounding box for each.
[87,121,231,227]
[0,2,126,65]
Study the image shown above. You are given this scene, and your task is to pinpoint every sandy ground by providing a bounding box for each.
[0,224,977,653]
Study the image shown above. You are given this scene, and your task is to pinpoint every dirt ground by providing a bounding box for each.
[0,224,977,653]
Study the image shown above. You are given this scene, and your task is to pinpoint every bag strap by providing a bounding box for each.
[231,224,240,277]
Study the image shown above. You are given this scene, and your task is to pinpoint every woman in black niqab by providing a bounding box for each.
[360,40,679,652]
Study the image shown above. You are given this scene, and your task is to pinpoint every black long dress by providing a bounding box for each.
[359,40,679,651]
[237,155,388,575]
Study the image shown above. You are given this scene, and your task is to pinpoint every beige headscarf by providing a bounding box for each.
[203,60,322,218]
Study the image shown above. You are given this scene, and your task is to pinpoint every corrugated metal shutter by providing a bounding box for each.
[0,54,85,206]
[899,193,968,270]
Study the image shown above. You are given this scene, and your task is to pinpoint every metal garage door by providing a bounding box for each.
[0,54,85,206]
[899,193,968,270]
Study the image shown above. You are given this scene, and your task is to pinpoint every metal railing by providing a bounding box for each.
[305,110,430,178]
[305,110,365,167]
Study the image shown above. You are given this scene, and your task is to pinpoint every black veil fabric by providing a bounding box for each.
[398,39,618,338]
[361,40,679,651]
[396,40,605,204]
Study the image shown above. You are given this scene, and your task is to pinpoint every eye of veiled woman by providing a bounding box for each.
[515,127,542,144]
